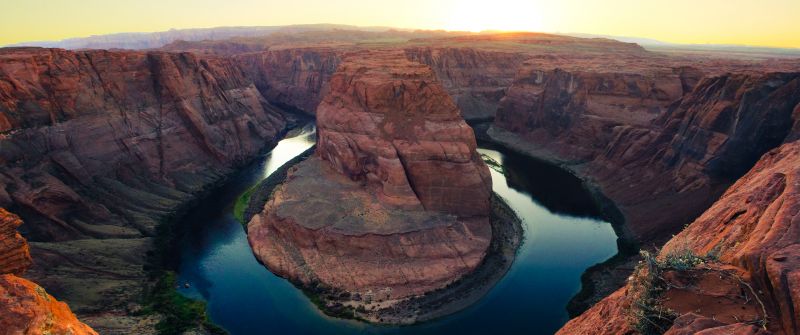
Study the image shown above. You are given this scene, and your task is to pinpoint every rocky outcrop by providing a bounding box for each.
[248,158,491,300]
[558,140,800,335]
[0,208,97,335]
[0,208,31,275]
[0,47,287,331]
[661,140,800,335]
[247,51,493,322]
[492,71,800,242]
[556,287,635,335]
[404,47,528,121]
[0,274,98,335]
[235,48,341,114]
[316,51,492,215]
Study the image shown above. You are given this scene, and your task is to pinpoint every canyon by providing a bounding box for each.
[245,51,505,323]
[0,28,798,334]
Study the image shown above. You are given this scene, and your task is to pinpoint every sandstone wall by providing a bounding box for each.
[316,50,492,216]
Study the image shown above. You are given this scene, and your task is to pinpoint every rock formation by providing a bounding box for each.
[558,139,800,335]
[247,51,493,321]
[316,51,493,215]
[404,47,528,121]
[0,47,287,331]
[235,48,341,114]
[0,208,31,275]
[0,274,99,335]
[0,208,97,335]
[492,70,800,242]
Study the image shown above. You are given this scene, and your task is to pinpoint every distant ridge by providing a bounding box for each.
[4,24,399,50]
[6,24,800,59]
[564,32,800,58]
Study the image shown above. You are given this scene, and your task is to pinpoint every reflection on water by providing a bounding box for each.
[176,125,618,335]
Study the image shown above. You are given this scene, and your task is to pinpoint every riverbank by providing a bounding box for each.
[141,115,313,334]
[472,122,639,318]
[241,149,524,325]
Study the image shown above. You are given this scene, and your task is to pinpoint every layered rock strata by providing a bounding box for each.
[235,48,341,114]
[0,47,287,332]
[492,71,800,242]
[247,51,494,321]
[404,47,528,121]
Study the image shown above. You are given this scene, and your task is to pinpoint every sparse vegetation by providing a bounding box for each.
[233,186,256,224]
[142,206,228,334]
[626,249,714,334]
[139,272,226,335]
[481,153,505,175]
[627,250,678,335]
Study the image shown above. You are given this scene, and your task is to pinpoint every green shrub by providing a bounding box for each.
[141,272,226,335]
[233,186,256,225]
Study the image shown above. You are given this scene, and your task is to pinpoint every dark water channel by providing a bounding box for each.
[175,123,618,335]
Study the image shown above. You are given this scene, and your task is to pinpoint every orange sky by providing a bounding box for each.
[1,0,798,48]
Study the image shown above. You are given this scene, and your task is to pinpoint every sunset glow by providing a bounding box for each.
[1,0,799,48]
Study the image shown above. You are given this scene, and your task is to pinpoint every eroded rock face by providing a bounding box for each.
[236,48,341,114]
[248,158,491,300]
[494,63,700,162]
[662,140,800,335]
[0,47,286,240]
[316,51,492,216]
[556,287,635,335]
[0,208,97,335]
[558,140,800,335]
[0,47,287,331]
[0,208,31,275]
[404,47,528,121]
[492,70,800,242]
[0,274,98,335]
[248,51,493,309]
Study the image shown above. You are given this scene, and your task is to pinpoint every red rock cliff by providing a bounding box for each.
[404,47,528,121]
[247,51,493,321]
[492,70,800,242]
[0,47,287,331]
[235,48,341,114]
[559,139,800,335]
[0,208,97,335]
[316,50,492,216]
[0,208,31,275]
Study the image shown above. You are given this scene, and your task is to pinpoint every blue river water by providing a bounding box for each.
[175,124,618,335]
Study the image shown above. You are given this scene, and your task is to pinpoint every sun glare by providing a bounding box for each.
[444,0,545,32]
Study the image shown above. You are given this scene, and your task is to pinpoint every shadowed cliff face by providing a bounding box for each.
[492,69,800,242]
[0,208,97,335]
[0,47,287,240]
[404,47,528,121]
[235,48,341,114]
[0,47,287,332]
[560,139,800,335]
[247,51,494,321]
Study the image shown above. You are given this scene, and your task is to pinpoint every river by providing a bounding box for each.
[175,123,618,335]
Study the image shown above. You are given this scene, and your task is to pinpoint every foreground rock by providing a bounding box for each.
[248,51,498,323]
[558,140,800,335]
[0,209,97,335]
[0,47,287,332]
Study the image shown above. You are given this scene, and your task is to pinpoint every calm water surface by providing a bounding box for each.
[176,124,618,335]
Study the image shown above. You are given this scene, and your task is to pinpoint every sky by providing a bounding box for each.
[1,0,799,48]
